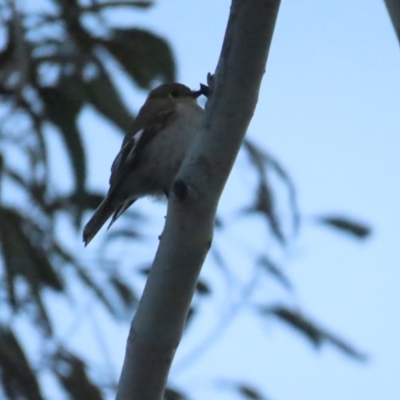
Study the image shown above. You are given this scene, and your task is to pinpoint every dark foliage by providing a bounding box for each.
[0,0,173,397]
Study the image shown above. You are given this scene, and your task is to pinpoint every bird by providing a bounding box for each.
[83,82,205,246]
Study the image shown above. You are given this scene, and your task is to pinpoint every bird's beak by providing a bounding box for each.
[191,83,210,98]
[191,89,202,98]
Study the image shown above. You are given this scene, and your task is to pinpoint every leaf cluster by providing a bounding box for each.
[0,0,174,398]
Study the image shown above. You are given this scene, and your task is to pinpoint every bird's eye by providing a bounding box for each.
[170,90,179,98]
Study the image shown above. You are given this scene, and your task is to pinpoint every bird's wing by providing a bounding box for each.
[109,108,176,187]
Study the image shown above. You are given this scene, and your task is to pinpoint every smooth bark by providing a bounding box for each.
[116,1,280,399]
[385,0,400,45]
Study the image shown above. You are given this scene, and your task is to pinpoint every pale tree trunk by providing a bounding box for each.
[385,0,400,44]
[115,1,281,399]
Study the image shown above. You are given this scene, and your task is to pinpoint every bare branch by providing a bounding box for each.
[115,1,281,399]
[385,0,400,45]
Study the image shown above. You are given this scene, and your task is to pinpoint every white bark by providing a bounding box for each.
[116,1,280,399]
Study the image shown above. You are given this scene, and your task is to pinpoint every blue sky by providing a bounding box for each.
[41,1,400,399]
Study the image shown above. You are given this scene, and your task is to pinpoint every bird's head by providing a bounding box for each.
[148,83,202,105]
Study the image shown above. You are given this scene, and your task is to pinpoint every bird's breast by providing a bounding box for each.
[140,103,204,194]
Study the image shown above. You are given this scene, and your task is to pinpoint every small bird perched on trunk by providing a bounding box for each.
[83,82,205,246]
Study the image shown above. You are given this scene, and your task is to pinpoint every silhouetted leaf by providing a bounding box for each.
[0,326,44,400]
[262,305,367,361]
[85,70,133,132]
[164,387,188,400]
[69,191,104,210]
[0,207,63,335]
[128,0,153,7]
[244,181,286,245]
[0,23,14,72]
[266,154,300,235]
[50,242,119,316]
[237,384,264,400]
[0,14,30,91]
[241,140,286,243]
[258,256,292,292]
[59,0,96,51]
[243,139,265,172]
[316,215,371,239]
[73,266,117,317]
[30,288,54,336]
[46,191,105,214]
[15,97,49,189]
[324,332,368,361]
[106,228,143,242]
[214,215,224,229]
[0,207,64,308]
[243,139,300,236]
[263,306,324,347]
[100,28,175,88]
[53,349,103,400]
[137,264,151,276]
[0,153,3,196]
[2,168,28,192]
[209,245,228,272]
[39,75,87,207]
[83,0,154,12]
[195,280,211,296]
[216,380,269,400]
[109,276,137,309]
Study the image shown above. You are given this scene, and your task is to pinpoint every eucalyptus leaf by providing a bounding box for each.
[85,70,133,132]
[100,28,175,88]
[316,215,371,239]
[0,326,44,400]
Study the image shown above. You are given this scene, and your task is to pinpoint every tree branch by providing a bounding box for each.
[385,0,400,45]
[115,1,280,399]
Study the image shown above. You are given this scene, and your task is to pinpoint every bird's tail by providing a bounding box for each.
[83,197,117,246]
[83,196,138,246]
